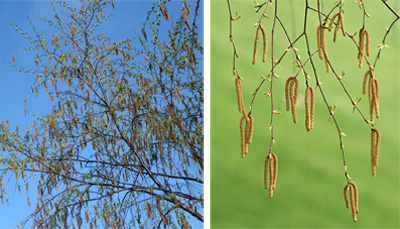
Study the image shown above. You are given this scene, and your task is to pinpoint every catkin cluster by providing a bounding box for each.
[363,69,380,123]
[252,25,267,65]
[264,152,278,198]
[328,11,346,42]
[240,113,254,158]
[370,128,381,177]
[285,76,299,124]
[305,86,315,132]
[317,24,330,73]
[344,182,359,222]
[357,27,370,68]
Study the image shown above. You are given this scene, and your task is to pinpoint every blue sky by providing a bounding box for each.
[0,0,204,228]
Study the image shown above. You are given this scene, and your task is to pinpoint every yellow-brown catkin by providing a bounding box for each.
[252,26,261,65]
[362,69,371,95]
[365,29,370,57]
[305,87,315,132]
[245,116,250,145]
[328,13,339,31]
[317,24,323,60]
[349,182,359,213]
[260,25,268,63]
[371,128,376,177]
[344,184,350,208]
[374,128,381,166]
[235,77,245,114]
[264,155,269,189]
[358,27,366,68]
[349,184,357,222]
[240,115,247,158]
[271,152,278,189]
[285,77,295,111]
[368,76,375,123]
[320,25,330,73]
[333,13,341,42]
[247,114,254,144]
[268,155,274,198]
[340,12,346,36]
[371,128,381,176]
[289,78,299,123]
[372,78,380,118]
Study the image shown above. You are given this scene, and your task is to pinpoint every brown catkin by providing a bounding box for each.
[333,13,341,42]
[365,29,370,57]
[344,184,350,208]
[240,115,246,158]
[285,77,295,111]
[260,25,268,63]
[289,78,299,123]
[362,69,371,95]
[305,87,315,132]
[358,27,365,68]
[235,77,245,113]
[349,184,357,222]
[371,128,376,177]
[248,114,254,144]
[317,24,323,60]
[340,12,346,36]
[328,13,339,31]
[252,26,261,65]
[268,154,274,198]
[349,182,359,213]
[264,155,269,189]
[374,128,381,166]
[368,76,375,123]
[372,78,380,118]
[245,116,250,145]
[321,25,330,73]
[271,152,278,189]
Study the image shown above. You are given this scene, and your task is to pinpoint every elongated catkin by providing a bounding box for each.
[358,27,366,68]
[285,77,295,111]
[362,69,371,95]
[271,152,278,189]
[240,115,246,158]
[340,12,346,36]
[349,182,359,213]
[235,77,245,113]
[328,13,339,31]
[334,13,341,42]
[349,184,357,222]
[252,26,261,65]
[344,184,350,208]
[247,114,254,144]
[365,29,370,57]
[371,128,376,177]
[264,155,269,189]
[260,25,267,63]
[368,76,375,123]
[372,78,380,118]
[371,128,381,177]
[305,87,315,132]
[290,78,299,124]
[317,24,323,60]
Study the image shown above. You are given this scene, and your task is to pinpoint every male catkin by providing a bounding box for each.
[235,77,245,113]
[289,78,299,124]
[252,26,261,65]
[260,25,268,63]
[305,86,315,132]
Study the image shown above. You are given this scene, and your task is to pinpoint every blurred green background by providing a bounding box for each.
[211,0,399,228]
